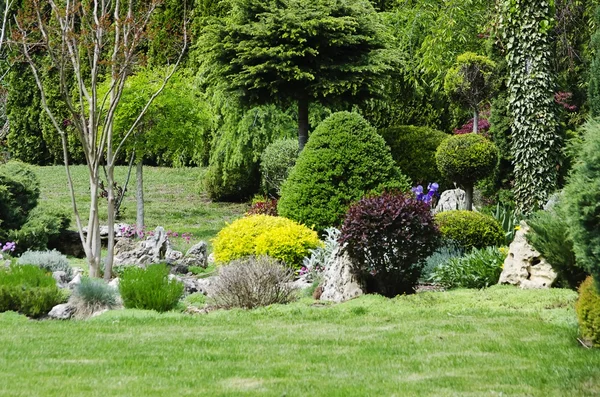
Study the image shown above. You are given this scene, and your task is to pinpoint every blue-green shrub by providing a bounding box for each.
[71,278,119,318]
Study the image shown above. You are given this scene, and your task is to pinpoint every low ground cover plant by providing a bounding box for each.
[0,264,64,318]
[340,191,440,297]
[431,246,507,289]
[421,240,464,281]
[210,256,297,309]
[435,210,505,250]
[71,278,120,319]
[212,214,320,269]
[119,264,183,312]
[17,249,73,280]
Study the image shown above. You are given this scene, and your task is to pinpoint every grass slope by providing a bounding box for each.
[1,287,599,396]
[34,165,247,250]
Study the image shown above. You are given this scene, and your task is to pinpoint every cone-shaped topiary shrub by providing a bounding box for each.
[278,112,410,232]
[435,133,498,210]
[435,210,504,251]
[575,276,600,347]
[340,191,440,297]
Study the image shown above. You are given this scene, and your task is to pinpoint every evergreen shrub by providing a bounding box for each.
[212,215,321,269]
[340,191,440,297]
[431,246,506,289]
[279,112,410,232]
[17,249,73,281]
[260,138,299,197]
[119,264,184,312]
[0,161,40,235]
[9,207,71,254]
[575,276,600,347]
[435,210,504,251]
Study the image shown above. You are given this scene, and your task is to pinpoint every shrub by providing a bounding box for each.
[210,256,297,309]
[575,276,600,347]
[340,191,441,297]
[260,138,300,197]
[526,209,587,289]
[301,227,341,282]
[18,249,73,281]
[0,161,40,236]
[379,125,448,187]
[9,207,71,254]
[71,278,119,319]
[278,112,410,232]
[563,120,600,285]
[435,210,505,251]
[435,133,499,210]
[246,197,278,217]
[119,264,184,312]
[212,215,321,269]
[431,246,507,289]
[421,241,465,281]
[0,264,64,318]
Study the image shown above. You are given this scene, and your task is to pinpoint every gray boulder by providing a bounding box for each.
[52,271,69,289]
[320,248,364,303]
[434,188,470,213]
[48,303,76,320]
[68,273,82,290]
[113,226,169,267]
[499,221,557,289]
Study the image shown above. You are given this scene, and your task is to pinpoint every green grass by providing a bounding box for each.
[0,286,599,396]
[34,165,248,252]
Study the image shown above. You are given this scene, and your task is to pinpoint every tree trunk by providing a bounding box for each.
[464,184,474,211]
[298,93,309,151]
[136,160,145,238]
[473,109,479,134]
[87,167,102,278]
[104,163,116,281]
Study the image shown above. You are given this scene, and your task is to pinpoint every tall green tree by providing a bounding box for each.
[200,0,392,150]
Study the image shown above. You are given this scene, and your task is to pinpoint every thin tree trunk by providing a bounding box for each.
[473,109,479,134]
[104,162,116,281]
[298,93,309,151]
[464,184,474,211]
[136,160,144,238]
[87,169,102,278]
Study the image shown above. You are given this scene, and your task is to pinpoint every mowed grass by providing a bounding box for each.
[34,165,248,251]
[1,287,599,397]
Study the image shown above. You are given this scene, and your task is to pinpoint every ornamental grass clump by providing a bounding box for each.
[119,264,184,312]
[210,256,297,309]
[340,191,440,297]
[71,278,119,319]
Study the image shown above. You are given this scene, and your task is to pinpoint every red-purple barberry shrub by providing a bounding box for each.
[340,192,441,297]
[246,198,278,217]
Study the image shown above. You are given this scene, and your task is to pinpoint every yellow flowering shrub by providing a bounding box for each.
[212,215,321,268]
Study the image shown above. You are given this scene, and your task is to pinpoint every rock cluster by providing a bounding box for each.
[319,248,364,303]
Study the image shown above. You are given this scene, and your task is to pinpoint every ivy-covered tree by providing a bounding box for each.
[200,0,392,150]
[501,0,560,213]
[589,6,600,118]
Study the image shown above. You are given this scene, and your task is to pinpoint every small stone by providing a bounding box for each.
[90,309,109,318]
[48,303,75,320]
[68,273,82,290]
[52,271,69,289]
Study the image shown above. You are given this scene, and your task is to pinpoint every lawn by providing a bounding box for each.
[0,286,598,396]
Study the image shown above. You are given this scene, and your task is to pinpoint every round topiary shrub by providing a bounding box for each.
[212,215,321,269]
[0,161,40,236]
[379,125,448,187]
[575,276,600,347]
[435,133,498,210]
[340,191,441,297]
[434,210,504,251]
[278,112,410,232]
[260,138,299,197]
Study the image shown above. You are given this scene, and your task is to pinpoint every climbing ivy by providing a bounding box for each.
[501,0,560,213]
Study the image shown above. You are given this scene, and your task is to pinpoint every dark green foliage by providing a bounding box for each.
[119,264,184,312]
[260,138,299,197]
[379,125,448,187]
[435,210,505,251]
[71,278,119,319]
[576,276,600,347]
[490,203,521,245]
[431,246,506,289]
[526,209,587,289]
[340,191,440,297]
[563,120,600,286]
[0,264,64,318]
[17,249,73,281]
[0,161,40,236]
[589,7,600,118]
[278,112,410,232]
[9,207,71,254]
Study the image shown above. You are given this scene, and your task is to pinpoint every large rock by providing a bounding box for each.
[499,221,557,289]
[434,188,468,213]
[320,248,364,303]
[113,226,169,267]
[48,303,76,320]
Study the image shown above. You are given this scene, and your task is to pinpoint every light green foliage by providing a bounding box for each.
[379,125,448,187]
[9,207,71,254]
[17,249,73,281]
[0,264,64,318]
[212,215,321,269]
[302,227,341,281]
[278,112,410,232]
[490,203,521,245]
[431,246,507,289]
[501,0,560,213]
[260,138,299,197]
[526,207,587,289]
[563,120,600,286]
[119,264,184,312]
[71,278,119,319]
[0,161,40,237]
[576,276,600,347]
[435,210,505,251]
